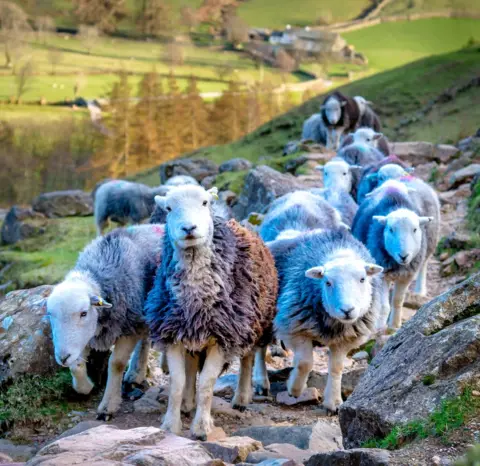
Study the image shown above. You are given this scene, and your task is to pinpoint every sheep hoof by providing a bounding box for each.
[254,386,270,397]
[325,407,338,416]
[193,433,207,442]
[96,412,113,421]
[232,403,247,412]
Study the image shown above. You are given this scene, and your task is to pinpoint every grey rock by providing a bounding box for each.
[0,439,36,462]
[214,373,238,398]
[340,273,480,448]
[439,232,472,251]
[201,175,217,189]
[276,387,319,406]
[283,141,300,156]
[203,436,262,463]
[218,190,237,207]
[252,443,313,464]
[447,164,480,189]
[160,158,219,183]
[389,142,459,164]
[219,158,253,173]
[55,420,104,440]
[305,448,391,466]
[133,386,164,414]
[257,459,299,466]
[32,190,93,218]
[1,206,46,245]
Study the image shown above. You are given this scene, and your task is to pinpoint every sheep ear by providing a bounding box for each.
[305,266,325,279]
[207,187,219,200]
[365,264,383,276]
[373,132,383,140]
[90,295,112,308]
[339,222,351,231]
[365,100,373,105]
[154,195,166,209]
[373,215,387,225]
[315,165,324,172]
[406,167,415,174]
[340,101,347,107]
[419,216,433,225]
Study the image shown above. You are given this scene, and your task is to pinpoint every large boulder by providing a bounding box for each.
[160,158,219,184]
[447,164,480,190]
[339,273,480,448]
[389,142,459,165]
[32,190,93,218]
[305,448,391,466]
[232,165,316,220]
[219,158,252,173]
[1,206,46,245]
[27,425,214,465]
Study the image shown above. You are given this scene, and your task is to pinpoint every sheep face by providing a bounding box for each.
[377,164,410,184]
[47,281,112,367]
[322,96,344,125]
[352,127,382,147]
[374,209,433,265]
[305,255,382,323]
[317,160,361,193]
[155,185,218,249]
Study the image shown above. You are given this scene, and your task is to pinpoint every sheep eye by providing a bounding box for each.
[80,311,88,318]
[166,206,172,212]
[360,277,365,283]
[343,173,347,176]
[202,200,208,207]
[326,281,332,287]
[413,228,417,233]
[389,227,394,233]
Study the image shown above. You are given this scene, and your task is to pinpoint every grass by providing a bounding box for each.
[363,388,480,450]
[468,176,480,235]
[381,0,480,17]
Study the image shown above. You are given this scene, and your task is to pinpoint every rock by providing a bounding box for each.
[0,286,55,385]
[234,420,342,452]
[214,373,238,398]
[201,175,217,189]
[257,459,300,466]
[339,273,480,448]
[352,351,369,362]
[212,396,243,418]
[203,436,262,463]
[446,152,475,174]
[283,140,300,155]
[219,158,253,173]
[276,387,319,406]
[55,420,104,440]
[308,367,367,399]
[28,425,213,465]
[160,158,219,184]
[218,190,237,207]
[305,448,391,466]
[403,292,430,310]
[283,156,308,174]
[442,249,480,276]
[439,232,472,250]
[389,142,458,164]
[134,386,164,414]
[32,190,93,218]
[447,164,480,189]
[264,444,313,464]
[0,440,36,462]
[232,166,315,220]
[412,162,441,182]
[1,206,46,245]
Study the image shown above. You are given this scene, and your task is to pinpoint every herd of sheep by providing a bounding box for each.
[43,90,441,441]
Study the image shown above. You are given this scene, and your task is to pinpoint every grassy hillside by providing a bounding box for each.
[381,0,480,17]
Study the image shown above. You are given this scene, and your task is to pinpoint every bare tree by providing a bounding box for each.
[15,58,35,102]
[73,0,126,33]
[36,15,55,44]
[47,47,63,75]
[163,39,185,67]
[275,49,296,74]
[78,24,100,54]
[225,14,248,49]
[180,6,197,31]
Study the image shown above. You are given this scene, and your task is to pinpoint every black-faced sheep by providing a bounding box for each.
[94,180,168,236]
[352,178,440,329]
[320,92,381,150]
[145,185,278,440]
[272,229,382,412]
[45,224,164,419]
[340,127,390,156]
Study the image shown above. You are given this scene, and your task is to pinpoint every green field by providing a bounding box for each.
[380,0,480,17]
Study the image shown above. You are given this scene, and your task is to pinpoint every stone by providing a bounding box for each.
[403,292,430,310]
[388,141,458,164]
[257,459,299,466]
[439,232,472,250]
[352,351,369,362]
[339,273,480,448]
[308,367,367,399]
[160,158,219,184]
[32,190,93,218]
[447,164,480,189]
[0,439,36,462]
[212,396,243,418]
[248,443,313,464]
[412,162,440,182]
[203,436,262,463]
[134,386,164,414]
[27,425,213,465]
[276,387,319,406]
[232,166,315,220]
[214,373,238,398]
[283,141,300,156]
[1,206,46,245]
[219,158,253,173]
[201,175,217,189]
[305,448,391,466]
[55,420,104,440]
[234,420,342,452]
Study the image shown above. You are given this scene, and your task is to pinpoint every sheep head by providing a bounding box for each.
[316,159,362,193]
[321,95,345,125]
[352,127,383,147]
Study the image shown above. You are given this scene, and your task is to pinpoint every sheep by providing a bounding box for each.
[352,178,440,329]
[45,224,164,419]
[377,164,414,185]
[340,127,390,156]
[272,229,383,413]
[259,190,345,243]
[309,188,358,227]
[315,159,363,199]
[354,99,382,134]
[165,175,199,186]
[337,141,385,167]
[145,185,278,440]
[320,92,381,150]
[94,180,168,236]
[301,113,328,145]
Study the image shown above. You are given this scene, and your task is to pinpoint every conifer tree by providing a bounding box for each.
[183,76,211,151]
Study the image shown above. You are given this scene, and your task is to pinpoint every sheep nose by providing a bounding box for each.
[60,354,71,366]
[399,253,409,262]
[182,225,197,235]
[341,307,355,319]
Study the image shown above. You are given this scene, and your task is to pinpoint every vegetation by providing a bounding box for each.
[363,388,480,450]
[468,176,480,235]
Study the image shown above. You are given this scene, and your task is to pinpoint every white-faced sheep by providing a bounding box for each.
[320,92,381,150]
[340,127,390,156]
[315,159,363,199]
[45,224,164,419]
[145,185,278,440]
[94,180,168,236]
[352,177,440,329]
[309,188,359,228]
[272,229,383,412]
[259,190,346,243]
[337,141,385,167]
[165,175,199,186]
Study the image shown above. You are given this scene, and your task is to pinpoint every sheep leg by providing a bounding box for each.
[253,346,270,396]
[159,351,169,374]
[376,279,391,331]
[335,127,345,149]
[191,344,225,441]
[123,337,150,399]
[70,349,94,395]
[388,278,411,329]
[97,335,139,420]
[414,261,428,296]
[287,337,313,398]
[326,128,335,150]
[232,351,254,411]
[182,352,198,415]
[161,343,186,435]
[323,345,347,414]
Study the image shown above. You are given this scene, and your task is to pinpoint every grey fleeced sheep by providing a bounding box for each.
[273,229,383,412]
[46,224,164,419]
[352,178,440,329]
[301,113,328,145]
[337,141,385,167]
[340,127,390,156]
[165,175,199,186]
[145,185,278,440]
[310,188,358,227]
[315,158,363,200]
[94,180,168,236]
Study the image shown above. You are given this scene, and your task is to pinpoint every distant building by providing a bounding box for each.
[269,27,346,54]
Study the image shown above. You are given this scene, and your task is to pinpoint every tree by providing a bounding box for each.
[0,1,31,68]
[14,58,34,102]
[137,0,174,38]
[47,47,63,75]
[163,39,185,67]
[224,14,249,49]
[35,15,55,44]
[78,24,100,54]
[183,76,211,151]
[180,6,197,32]
[74,0,126,33]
